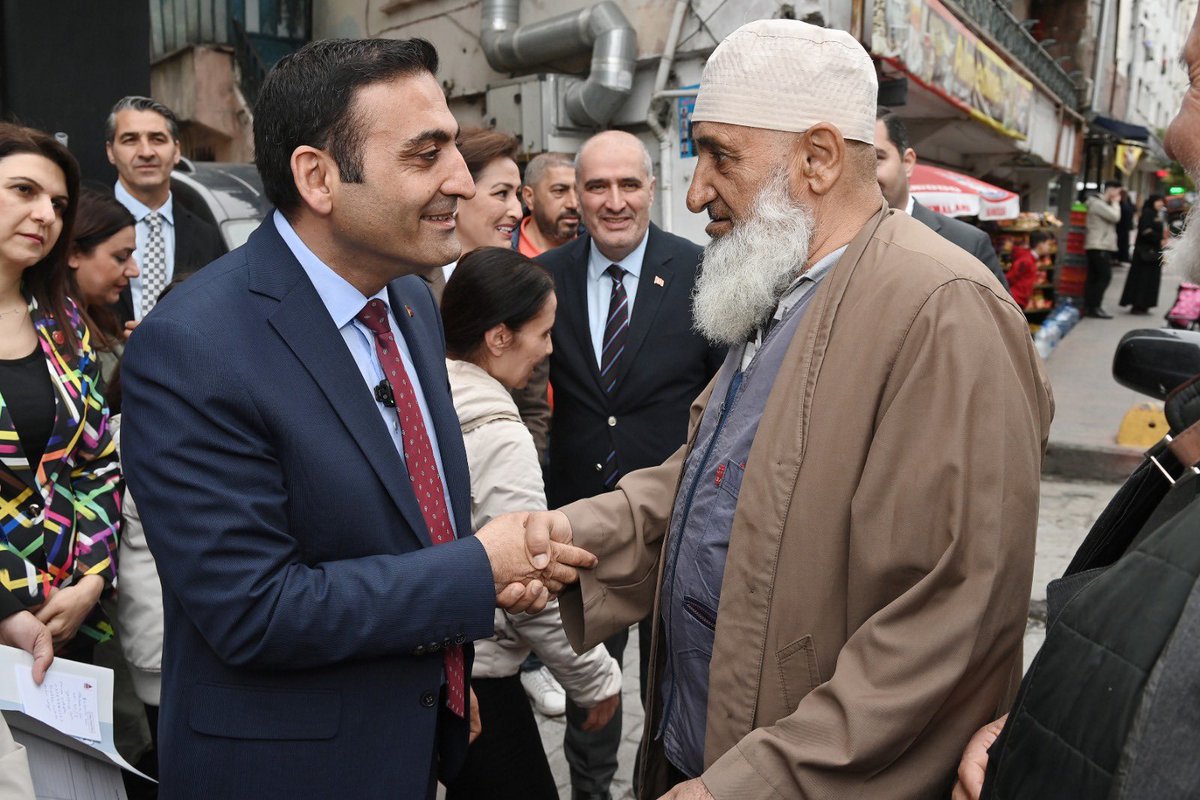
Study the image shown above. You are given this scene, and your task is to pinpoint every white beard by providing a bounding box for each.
[692,171,815,346]
[1164,193,1200,285]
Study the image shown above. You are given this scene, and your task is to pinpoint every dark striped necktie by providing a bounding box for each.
[600,264,629,488]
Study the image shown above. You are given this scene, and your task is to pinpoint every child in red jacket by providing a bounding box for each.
[1006,230,1054,310]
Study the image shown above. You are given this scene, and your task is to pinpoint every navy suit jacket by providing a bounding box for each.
[121,218,496,799]
[538,224,724,507]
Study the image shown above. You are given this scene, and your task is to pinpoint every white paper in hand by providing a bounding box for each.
[14,665,102,743]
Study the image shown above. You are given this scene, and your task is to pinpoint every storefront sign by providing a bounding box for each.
[1115,144,1144,174]
[872,0,1033,141]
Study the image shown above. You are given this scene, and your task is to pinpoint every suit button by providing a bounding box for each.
[414,645,426,656]
[454,633,466,645]
[428,642,440,653]
[594,463,603,472]
[420,691,436,708]
[607,416,617,427]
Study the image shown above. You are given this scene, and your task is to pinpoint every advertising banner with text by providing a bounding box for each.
[872,0,1034,141]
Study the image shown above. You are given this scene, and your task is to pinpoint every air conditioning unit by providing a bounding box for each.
[484,74,590,156]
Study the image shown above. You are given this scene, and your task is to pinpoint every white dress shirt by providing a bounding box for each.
[115,182,177,320]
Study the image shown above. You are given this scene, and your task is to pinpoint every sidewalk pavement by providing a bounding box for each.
[1041,256,1185,481]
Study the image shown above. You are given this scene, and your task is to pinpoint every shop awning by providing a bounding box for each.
[909,164,1021,221]
[1091,115,1151,142]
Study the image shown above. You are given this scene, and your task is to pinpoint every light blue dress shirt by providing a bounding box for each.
[115,182,176,320]
[273,211,458,535]
[585,230,650,365]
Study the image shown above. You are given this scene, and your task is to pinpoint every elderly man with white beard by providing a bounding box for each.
[526,18,1053,800]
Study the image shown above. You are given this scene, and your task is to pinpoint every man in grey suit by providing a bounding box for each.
[875,107,1008,290]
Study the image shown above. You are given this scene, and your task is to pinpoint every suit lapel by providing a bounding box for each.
[174,207,193,272]
[612,225,674,390]
[558,237,606,393]
[912,200,943,233]
[250,222,434,548]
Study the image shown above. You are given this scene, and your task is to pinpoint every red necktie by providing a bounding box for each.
[356,298,466,717]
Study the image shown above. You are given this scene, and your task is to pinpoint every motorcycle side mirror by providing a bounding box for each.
[1112,329,1200,400]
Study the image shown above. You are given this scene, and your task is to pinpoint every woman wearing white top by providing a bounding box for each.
[441,247,621,799]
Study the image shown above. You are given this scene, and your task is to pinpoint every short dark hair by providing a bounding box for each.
[1103,179,1123,190]
[441,247,554,360]
[458,127,519,181]
[0,123,83,352]
[875,106,910,155]
[253,38,439,215]
[1029,230,1054,248]
[106,96,180,141]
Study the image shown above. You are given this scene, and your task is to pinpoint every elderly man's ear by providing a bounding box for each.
[787,124,847,198]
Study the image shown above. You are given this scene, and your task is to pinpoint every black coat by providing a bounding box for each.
[984,379,1200,800]
[910,200,1009,290]
[1119,218,1165,310]
[537,224,724,507]
[114,201,227,323]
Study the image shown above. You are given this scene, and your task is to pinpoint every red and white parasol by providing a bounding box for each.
[909,164,1020,221]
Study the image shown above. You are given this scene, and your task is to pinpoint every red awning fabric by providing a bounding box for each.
[909,164,1020,221]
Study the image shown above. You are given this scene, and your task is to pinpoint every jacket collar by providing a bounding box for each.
[246,216,454,548]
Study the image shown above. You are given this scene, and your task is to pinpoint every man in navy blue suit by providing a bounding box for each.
[120,38,595,799]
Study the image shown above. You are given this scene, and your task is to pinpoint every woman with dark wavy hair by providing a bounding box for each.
[0,123,121,665]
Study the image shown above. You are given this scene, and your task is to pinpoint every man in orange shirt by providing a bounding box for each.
[515,152,581,257]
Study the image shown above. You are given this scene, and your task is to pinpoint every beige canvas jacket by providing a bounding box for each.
[1085,195,1121,251]
[559,205,1054,799]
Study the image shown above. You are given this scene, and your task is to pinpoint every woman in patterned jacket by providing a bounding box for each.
[0,122,121,663]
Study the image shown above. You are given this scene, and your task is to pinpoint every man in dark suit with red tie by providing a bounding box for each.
[537,130,724,800]
[120,38,595,799]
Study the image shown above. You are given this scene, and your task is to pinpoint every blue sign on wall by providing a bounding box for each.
[677,85,699,159]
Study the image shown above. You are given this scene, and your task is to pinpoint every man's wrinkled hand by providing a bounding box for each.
[658,778,714,799]
[0,609,54,684]
[477,511,595,613]
[952,714,1006,800]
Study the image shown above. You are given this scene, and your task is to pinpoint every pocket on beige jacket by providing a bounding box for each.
[776,634,822,713]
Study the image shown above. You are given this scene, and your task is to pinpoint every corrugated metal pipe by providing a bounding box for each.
[480,0,637,128]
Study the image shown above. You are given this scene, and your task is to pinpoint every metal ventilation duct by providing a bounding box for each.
[480,0,637,128]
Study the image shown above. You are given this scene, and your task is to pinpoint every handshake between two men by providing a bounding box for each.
[474,510,587,613]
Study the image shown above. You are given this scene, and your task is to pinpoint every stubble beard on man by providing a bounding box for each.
[692,169,815,346]
[534,208,579,245]
[1163,166,1200,284]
